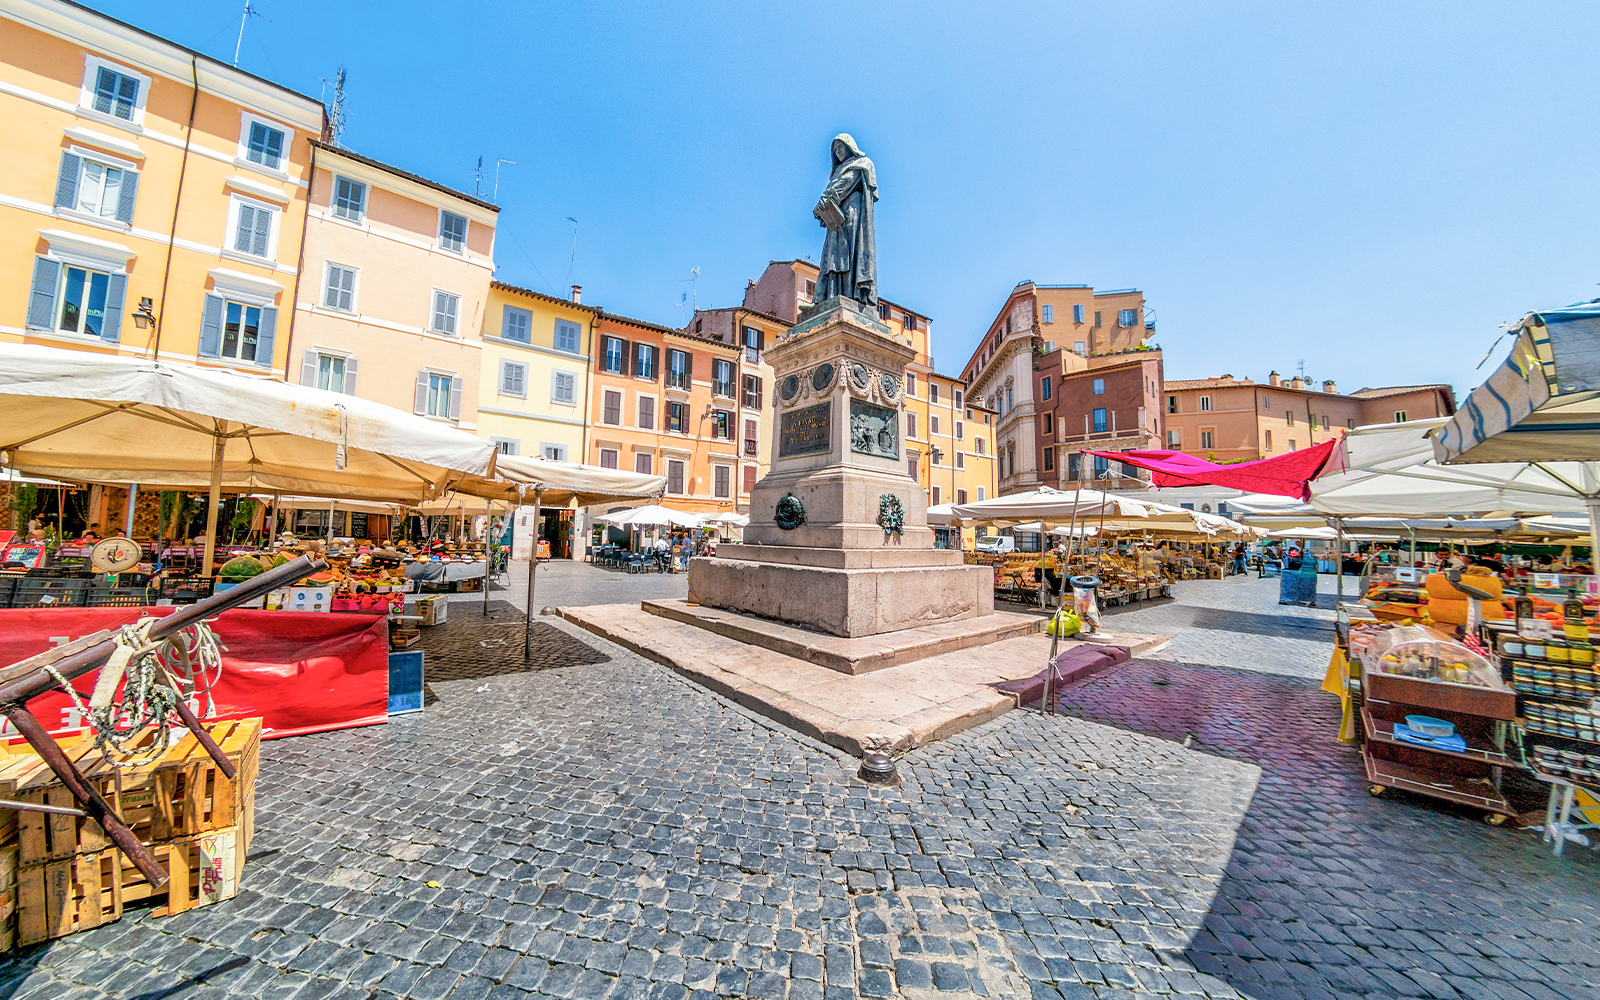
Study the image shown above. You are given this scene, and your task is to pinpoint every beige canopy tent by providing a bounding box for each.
[0,344,496,574]
[597,505,706,528]
[446,454,665,654]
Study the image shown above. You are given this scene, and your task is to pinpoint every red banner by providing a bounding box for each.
[0,607,390,740]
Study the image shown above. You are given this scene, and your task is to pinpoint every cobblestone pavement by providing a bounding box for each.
[415,600,609,685]
[4,578,1598,1000]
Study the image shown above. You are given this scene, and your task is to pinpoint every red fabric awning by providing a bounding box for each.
[1085,438,1337,500]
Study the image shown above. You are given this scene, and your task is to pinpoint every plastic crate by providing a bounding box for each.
[12,578,89,608]
[84,586,155,608]
[0,576,17,609]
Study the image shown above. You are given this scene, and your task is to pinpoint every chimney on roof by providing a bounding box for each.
[570,284,582,304]
[1322,379,1338,394]
[1290,377,1304,389]
[1219,374,1233,383]
[1268,370,1280,386]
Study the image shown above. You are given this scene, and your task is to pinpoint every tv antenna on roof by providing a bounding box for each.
[566,218,579,288]
[1297,359,1307,380]
[319,66,347,146]
[681,267,701,310]
[494,159,516,202]
[474,156,484,199]
[233,0,270,68]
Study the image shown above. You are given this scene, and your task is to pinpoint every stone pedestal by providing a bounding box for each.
[687,298,991,638]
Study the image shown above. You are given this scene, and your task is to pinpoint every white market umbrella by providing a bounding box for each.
[0,344,496,574]
[597,504,705,528]
[926,503,957,527]
[701,512,750,527]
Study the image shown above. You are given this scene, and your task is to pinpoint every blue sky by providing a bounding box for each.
[96,1,1600,397]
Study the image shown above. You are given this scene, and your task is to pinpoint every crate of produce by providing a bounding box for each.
[11,578,89,608]
[84,586,155,608]
[0,719,260,866]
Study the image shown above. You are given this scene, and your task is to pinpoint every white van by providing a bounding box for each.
[974,535,1015,555]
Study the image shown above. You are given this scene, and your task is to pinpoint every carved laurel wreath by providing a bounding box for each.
[775,494,806,531]
[877,494,905,536]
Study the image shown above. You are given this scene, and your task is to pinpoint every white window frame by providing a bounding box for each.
[540,443,568,462]
[499,359,528,399]
[312,351,350,393]
[78,56,150,128]
[236,112,293,175]
[1092,378,1105,396]
[1167,429,1181,448]
[330,175,367,222]
[551,369,578,406]
[1042,304,1053,324]
[490,437,521,457]
[1200,429,1215,450]
[976,487,986,501]
[58,147,139,229]
[224,195,280,262]
[438,210,468,253]
[1394,410,1408,423]
[423,370,456,420]
[1198,395,1212,412]
[598,447,620,470]
[47,261,117,337]
[430,289,460,336]
[322,261,358,313]
[931,414,940,436]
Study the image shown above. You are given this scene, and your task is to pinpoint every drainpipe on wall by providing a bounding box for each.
[153,54,200,361]
[282,142,317,382]
[582,311,600,463]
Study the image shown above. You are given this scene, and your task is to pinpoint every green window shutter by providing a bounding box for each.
[100,273,126,343]
[26,257,60,330]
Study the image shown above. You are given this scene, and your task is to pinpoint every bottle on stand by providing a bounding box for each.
[1563,588,1589,642]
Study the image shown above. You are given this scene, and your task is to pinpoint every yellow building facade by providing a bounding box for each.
[477,281,599,464]
[1,0,324,372]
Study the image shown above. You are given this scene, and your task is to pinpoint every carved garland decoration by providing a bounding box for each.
[775,494,806,531]
[877,494,905,537]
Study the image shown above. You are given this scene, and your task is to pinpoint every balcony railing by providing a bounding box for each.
[712,380,736,398]
[743,440,758,457]
[665,372,690,389]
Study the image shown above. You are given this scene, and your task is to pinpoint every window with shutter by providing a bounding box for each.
[246,121,285,169]
[907,412,917,439]
[603,337,625,373]
[743,419,758,457]
[743,465,757,493]
[422,372,453,418]
[500,361,526,397]
[635,453,652,474]
[634,343,657,379]
[668,402,687,433]
[554,319,581,352]
[713,360,735,397]
[599,449,619,469]
[233,201,273,257]
[323,263,357,311]
[1041,377,1051,401]
[503,306,532,343]
[551,370,577,404]
[431,291,460,335]
[667,460,686,495]
[332,176,365,220]
[638,396,656,430]
[603,390,622,425]
[438,211,468,252]
[316,354,346,392]
[491,438,520,456]
[931,415,940,436]
[667,350,690,388]
[955,420,964,440]
[713,465,731,499]
[92,66,139,120]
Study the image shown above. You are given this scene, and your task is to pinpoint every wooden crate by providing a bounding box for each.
[11,850,122,948]
[118,828,242,916]
[0,719,260,865]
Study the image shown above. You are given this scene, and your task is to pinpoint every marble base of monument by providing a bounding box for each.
[686,545,993,639]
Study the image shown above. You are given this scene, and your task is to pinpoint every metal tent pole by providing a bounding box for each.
[484,499,493,616]
[525,488,543,661]
[201,433,225,578]
[1335,517,1345,603]
[122,483,138,538]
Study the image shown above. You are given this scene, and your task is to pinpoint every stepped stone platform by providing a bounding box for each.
[560,601,1170,755]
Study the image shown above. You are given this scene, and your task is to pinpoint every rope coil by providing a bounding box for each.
[44,616,226,767]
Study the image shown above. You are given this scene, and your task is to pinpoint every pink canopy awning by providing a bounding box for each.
[1086,438,1337,500]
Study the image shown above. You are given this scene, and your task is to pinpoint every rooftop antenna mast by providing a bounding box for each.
[319,66,348,146]
[679,291,688,325]
[1297,359,1307,380]
[233,0,270,68]
[566,217,579,289]
[473,156,484,199]
[687,267,701,310]
[493,159,516,202]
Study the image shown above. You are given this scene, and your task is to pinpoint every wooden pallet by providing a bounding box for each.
[0,719,259,865]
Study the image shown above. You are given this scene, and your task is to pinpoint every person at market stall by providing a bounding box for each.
[1231,541,1246,577]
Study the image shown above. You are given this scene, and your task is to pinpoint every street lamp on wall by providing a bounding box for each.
[131,296,157,330]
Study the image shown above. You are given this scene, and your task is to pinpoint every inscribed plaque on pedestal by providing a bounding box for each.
[780,402,832,457]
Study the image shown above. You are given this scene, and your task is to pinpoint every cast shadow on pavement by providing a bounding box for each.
[1055,660,1600,1000]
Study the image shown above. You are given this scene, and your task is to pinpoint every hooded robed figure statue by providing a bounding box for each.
[812,133,878,309]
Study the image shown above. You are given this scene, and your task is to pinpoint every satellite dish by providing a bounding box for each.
[1201,503,1212,513]
[91,537,143,573]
